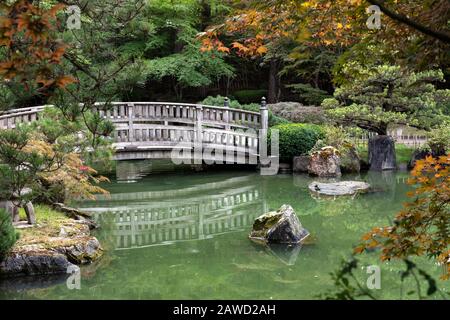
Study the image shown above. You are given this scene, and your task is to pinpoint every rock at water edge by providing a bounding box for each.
[368,135,396,171]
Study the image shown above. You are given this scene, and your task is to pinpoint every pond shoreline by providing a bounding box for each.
[0,206,103,278]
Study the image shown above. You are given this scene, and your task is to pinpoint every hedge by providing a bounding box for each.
[232,90,267,104]
[271,123,325,161]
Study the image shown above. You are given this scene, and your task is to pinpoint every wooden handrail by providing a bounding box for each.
[0,100,268,163]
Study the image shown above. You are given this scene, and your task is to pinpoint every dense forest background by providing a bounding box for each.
[1,0,448,112]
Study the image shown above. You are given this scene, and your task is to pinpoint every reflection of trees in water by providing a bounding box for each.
[0,274,67,298]
[115,160,192,182]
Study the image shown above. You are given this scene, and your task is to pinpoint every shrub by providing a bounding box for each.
[272,123,325,161]
[310,125,351,152]
[422,124,450,155]
[201,95,242,109]
[236,103,290,127]
[0,209,19,261]
[267,102,328,124]
[286,83,331,106]
[232,89,267,104]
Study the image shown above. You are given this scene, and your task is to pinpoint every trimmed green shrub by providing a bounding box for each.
[286,83,331,106]
[269,114,291,127]
[272,123,325,161]
[232,89,267,104]
[201,95,242,109]
[0,209,19,261]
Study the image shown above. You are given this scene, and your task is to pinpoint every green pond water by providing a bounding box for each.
[1,161,448,299]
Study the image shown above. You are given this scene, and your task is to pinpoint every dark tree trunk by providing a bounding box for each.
[174,29,184,53]
[268,60,280,104]
[368,135,397,171]
[376,123,388,136]
[199,0,212,31]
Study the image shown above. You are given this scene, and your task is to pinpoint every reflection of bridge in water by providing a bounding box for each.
[80,175,267,250]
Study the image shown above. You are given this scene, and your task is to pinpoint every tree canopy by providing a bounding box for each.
[322,65,450,135]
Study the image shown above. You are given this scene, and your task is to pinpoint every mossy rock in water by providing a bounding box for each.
[249,205,310,244]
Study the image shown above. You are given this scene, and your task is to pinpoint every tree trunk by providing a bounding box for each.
[268,59,280,104]
[199,0,212,31]
[368,135,397,171]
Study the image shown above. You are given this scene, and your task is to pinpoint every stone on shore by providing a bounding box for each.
[249,205,310,244]
[55,237,103,265]
[308,181,371,196]
[0,247,73,276]
[308,146,341,177]
[0,219,103,277]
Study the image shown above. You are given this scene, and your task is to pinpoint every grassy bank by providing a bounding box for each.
[17,205,75,245]
[357,143,415,166]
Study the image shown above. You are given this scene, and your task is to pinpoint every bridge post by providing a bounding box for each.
[223,97,230,130]
[127,103,134,143]
[260,97,268,131]
[194,105,203,164]
[259,97,270,168]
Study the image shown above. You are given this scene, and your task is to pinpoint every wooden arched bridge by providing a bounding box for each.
[0,100,269,164]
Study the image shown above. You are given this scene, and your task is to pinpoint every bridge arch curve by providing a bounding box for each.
[0,101,269,164]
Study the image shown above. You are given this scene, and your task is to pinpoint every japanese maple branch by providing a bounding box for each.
[366,0,450,43]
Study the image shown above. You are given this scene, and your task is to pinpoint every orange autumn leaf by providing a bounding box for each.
[256,45,268,55]
[0,1,73,92]
[55,75,77,88]
[359,154,450,280]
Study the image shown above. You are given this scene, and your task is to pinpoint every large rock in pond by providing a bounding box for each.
[249,205,310,244]
[308,181,370,196]
[293,155,310,173]
[308,146,341,177]
[368,135,396,171]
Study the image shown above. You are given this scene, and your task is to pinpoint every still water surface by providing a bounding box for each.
[1,161,448,299]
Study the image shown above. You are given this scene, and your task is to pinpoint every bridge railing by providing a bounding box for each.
[96,101,265,156]
[0,100,269,162]
[0,100,268,145]
[0,106,46,129]
[95,102,261,128]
